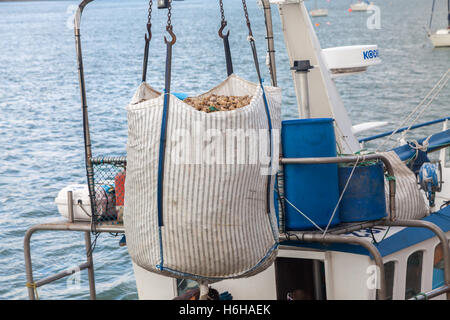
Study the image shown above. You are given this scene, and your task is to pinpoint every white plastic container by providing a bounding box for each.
[55,184,92,221]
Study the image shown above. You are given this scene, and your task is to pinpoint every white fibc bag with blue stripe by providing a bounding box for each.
[124,75,281,281]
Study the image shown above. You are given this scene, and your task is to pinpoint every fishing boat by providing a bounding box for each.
[24,0,450,301]
[427,0,450,47]
[310,0,328,17]
[350,0,372,12]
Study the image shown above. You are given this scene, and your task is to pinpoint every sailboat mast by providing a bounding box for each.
[429,0,436,30]
[448,0,450,29]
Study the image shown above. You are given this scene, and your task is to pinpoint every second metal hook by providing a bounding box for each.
[218,21,230,39]
[145,23,152,42]
[164,26,176,45]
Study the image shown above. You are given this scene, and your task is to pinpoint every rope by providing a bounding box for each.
[87,232,99,257]
[77,202,92,217]
[322,156,362,237]
[26,282,39,300]
[376,68,450,152]
[283,197,325,232]
[281,156,367,235]
[370,226,390,245]
[407,135,432,156]
[399,75,449,143]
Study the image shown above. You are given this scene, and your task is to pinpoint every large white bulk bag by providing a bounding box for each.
[124,74,281,281]
[382,151,429,220]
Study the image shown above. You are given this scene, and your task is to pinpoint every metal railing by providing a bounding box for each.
[24,172,450,300]
[279,154,450,300]
[24,192,124,300]
[359,116,450,143]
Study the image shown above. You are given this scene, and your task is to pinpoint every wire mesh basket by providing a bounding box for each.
[90,156,127,225]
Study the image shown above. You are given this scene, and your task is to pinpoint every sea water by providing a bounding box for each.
[0,0,449,299]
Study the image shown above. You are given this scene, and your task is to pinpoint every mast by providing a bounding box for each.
[448,0,449,29]
[429,0,436,30]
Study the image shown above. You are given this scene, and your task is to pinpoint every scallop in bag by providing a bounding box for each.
[124,0,281,282]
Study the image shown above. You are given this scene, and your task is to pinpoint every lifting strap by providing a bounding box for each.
[156,0,176,271]
[157,0,176,230]
[241,0,277,241]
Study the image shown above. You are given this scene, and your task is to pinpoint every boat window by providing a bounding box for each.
[377,261,395,300]
[445,147,450,168]
[432,244,445,289]
[405,251,423,299]
[275,257,326,300]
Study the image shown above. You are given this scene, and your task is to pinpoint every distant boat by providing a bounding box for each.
[427,0,450,47]
[350,0,373,12]
[310,8,328,17]
[310,0,328,17]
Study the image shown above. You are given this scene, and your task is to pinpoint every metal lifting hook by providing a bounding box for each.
[142,22,152,82]
[145,23,152,42]
[218,21,230,39]
[164,26,176,45]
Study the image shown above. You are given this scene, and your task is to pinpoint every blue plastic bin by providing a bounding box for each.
[338,161,387,223]
[281,118,341,231]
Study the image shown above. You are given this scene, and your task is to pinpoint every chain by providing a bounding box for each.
[219,0,226,25]
[241,0,253,36]
[142,0,153,82]
[167,0,172,29]
[147,0,153,25]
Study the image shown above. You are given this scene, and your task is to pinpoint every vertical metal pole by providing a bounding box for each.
[429,0,436,30]
[262,0,277,87]
[84,232,96,300]
[74,2,97,226]
[198,281,209,300]
[291,60,313,119]
[298,72,311,118]
[24,228,36,300]
[448,0,450,29]
[312,260,324,300]
[68,191,74,223]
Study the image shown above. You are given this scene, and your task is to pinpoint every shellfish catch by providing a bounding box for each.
[184,94,253,113]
